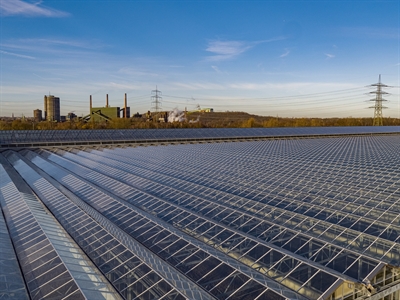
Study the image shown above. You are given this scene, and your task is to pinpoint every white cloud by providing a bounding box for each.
[340,27,400,40]
[280,49,290,58]
[0,0,69,17]
[0,50,35,59]
[32,73,62,80]
[0,38,106,64]
[325,53,335,59]
[211,65,221,73]
[170,82,225,91]
[107,82,152,91]
[227,81,355,91]
[165,81,357,93]
[2,38,102,52]
[117,67,161,78]
[168,65,184,68]
[205,37,286,62]
[206,40,253,61]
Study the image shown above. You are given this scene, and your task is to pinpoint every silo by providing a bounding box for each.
[44,95,61,122]
[33,109,42,122]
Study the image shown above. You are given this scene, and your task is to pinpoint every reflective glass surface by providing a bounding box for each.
[1,133,400,300]
[0,126,399,146]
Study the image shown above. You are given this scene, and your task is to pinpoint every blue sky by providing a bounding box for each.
[1,0,399,118]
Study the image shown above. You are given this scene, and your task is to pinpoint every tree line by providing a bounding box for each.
[1,113,400,130]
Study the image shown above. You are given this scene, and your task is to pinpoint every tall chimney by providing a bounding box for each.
[90,95,92,112]
[124,93,127,118]
[106,94,109,107]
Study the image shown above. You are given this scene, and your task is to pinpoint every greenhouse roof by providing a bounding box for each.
[1,128,399,300]
[0,126,400,147]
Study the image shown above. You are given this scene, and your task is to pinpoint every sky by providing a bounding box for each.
[1,0,399,118]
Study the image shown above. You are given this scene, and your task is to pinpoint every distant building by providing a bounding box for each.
[67,112,77,120]
[88,94,130,122]
[188,108,214,114]
[90,107,131,122]
[90,106,120,122]
[33,109,42,122]
[44,95,60,122]
[122,107,131,118]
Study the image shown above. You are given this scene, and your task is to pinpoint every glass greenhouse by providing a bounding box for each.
[0,127,399,300]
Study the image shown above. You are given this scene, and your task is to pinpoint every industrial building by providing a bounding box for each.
[0,127,400,300]
[44,95,60,122]
[67,112,77,120]
[88,94,130,122]
[33,109,42,122]
[188,107,214,113]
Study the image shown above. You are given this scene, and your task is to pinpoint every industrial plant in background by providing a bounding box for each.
[32,95,60,122]
[28,87,211,126]
[19,75,394,129]
[33,109,42,122]
[86,93,130,122]
[33,93,131,124]
[44,95,60,122]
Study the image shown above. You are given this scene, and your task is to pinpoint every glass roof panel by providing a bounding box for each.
[3,132,400,299]
[1,126,400,146]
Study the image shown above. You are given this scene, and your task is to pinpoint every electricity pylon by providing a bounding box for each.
[151,86,162,113]
[369,75,388,126]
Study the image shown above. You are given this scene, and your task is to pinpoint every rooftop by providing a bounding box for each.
[1,127,400,300]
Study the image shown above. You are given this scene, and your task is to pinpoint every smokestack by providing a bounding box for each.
[124,93,127,118]
[106,94,109,107]
[90,95,92,111]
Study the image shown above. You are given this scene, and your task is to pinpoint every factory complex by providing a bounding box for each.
[33,94,132,123]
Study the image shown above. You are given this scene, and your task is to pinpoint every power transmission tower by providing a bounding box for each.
[369,75,388,126]
[151,86,162,113]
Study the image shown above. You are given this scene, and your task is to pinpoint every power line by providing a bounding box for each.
[162,87,368,101]
[162,94,365,108]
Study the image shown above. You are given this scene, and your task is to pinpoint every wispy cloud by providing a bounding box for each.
[339,27,399,40]
[0,38,106,61]
[0,0,69,17]
[168,65,184,68]
[280,48,290,58]
[2,38,102,51]
[0,49,35,59]
[211,65,222,73]
[170,82,225,90]
[118,67,161,78]
[205,37,285,62]
[107,82,151,91]
[206,40,252,61]
[166,81,356,93]
[33,73,62,80]
[324,53,335,59]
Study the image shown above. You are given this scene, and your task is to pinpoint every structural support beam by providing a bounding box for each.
[365,282,400,300]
